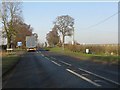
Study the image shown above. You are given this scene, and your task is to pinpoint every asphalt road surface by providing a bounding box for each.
[2,50,120,88]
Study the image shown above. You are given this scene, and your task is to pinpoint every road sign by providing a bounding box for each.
[17,42,22,46]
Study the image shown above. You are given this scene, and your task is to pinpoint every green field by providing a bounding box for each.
[47,47,119,65]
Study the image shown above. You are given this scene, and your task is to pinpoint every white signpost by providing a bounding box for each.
[86,49,89,54]
[17,42,22,47]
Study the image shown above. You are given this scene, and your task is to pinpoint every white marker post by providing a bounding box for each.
[86,49,89,54]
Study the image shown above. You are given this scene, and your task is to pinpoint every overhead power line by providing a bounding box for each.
[83,11,119,30]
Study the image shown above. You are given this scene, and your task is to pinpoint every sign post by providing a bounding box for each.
[17,42,22,49]
[86,49,89,54]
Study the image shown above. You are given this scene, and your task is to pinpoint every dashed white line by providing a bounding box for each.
[50,57,72,66]
[45,57,49,60]
[51,60,61,66]
[41,54,44,57]
[50,57,56,60]
[94,80,109,84]
[60,61,72,66]
[78,68,120,86]
[66,69,101,87]
[82,74,88,76]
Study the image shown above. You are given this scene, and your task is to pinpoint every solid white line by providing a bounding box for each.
[60,61,72,66]
[78,68,120,86]
[51,60,61,66]
[66,69,101,87]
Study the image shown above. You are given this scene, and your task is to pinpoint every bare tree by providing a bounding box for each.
[14,22,33,48]
[1,1,22,48]
[54,15,74,50]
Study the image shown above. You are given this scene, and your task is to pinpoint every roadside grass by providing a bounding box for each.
[2,55,20,74]
[48,47,119,65]
[2,50,26,74]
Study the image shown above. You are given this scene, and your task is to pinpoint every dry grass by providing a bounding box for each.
[0,51,8,57]
[0,51,2,57]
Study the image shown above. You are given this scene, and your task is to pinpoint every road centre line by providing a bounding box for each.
[78,68,120,86]
[66,69,101,87]
[94,80,107,83]
[51,60,61,66]
[41,54,44,57]
[45,57,50,60]
[50,57,56,60]
[59,61,72,66]
[50,57,72,66]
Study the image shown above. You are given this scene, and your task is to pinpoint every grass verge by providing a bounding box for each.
[2,50,26,75]
[47,47,119,65]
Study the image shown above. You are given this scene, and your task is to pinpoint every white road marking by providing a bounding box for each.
[50,57,56,60]
[60,61,72,66]
[45,57,49,60]
[78,68,120,86]
[51,60,61,66]
[94,80,108,84]
[66,69,101,87]
[94,80,103,82]
[82,74,88,76]
[50,57,72,66]
[41,54,44,57]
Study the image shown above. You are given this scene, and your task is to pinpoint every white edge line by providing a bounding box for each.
[66,69,101,87]
[2,0,119,3]
[78,68,120,86]
[51,60,61,66]
[60,61,72,66]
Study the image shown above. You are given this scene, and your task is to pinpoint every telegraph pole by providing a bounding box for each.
[72,27,74,45]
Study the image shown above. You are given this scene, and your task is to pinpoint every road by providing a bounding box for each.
[2,50,120,88]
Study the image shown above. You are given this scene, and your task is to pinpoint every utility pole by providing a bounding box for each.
[72,27,74,45]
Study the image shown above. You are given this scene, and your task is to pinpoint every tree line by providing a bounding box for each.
[0,1,38,49]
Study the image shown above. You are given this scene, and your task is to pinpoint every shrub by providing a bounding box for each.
[65,44,118,55]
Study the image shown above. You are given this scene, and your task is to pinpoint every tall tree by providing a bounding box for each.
[46,26,60,47]
[1,1,22,48]
[54,15,74,50]
[14,22,33,48]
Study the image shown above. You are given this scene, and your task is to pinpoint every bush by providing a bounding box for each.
[1,45,7,50]
[65,44,118,55]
